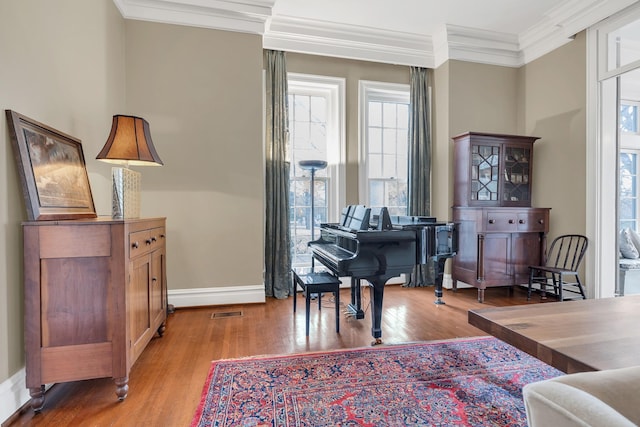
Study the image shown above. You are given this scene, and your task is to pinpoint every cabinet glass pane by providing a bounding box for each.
[471,145,500,202]
[504,146,531,203]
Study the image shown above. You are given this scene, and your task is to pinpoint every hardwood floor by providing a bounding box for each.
[6,285,546,427]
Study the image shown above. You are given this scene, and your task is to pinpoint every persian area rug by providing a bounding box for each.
[191,336,563,427]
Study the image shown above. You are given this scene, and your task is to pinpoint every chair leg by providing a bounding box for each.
[527,268,534,301]
[554,273,562,301]
[576,275,586,299]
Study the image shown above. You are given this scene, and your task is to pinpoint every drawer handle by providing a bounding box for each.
[151,237,157,243]
[132,242,139,249]
[152,277,157,282]
[160,234,166,239]
[538,219,544,224]
[508,219,514,224]
[145,239,152,245]
[519,219,525,224]
[488,219,495,224]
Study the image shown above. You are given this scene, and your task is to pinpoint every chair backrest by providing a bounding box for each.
[545,234,588,272]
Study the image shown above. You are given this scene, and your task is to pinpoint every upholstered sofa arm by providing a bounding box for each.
[523,366,640,427]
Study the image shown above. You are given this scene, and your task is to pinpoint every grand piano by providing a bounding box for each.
[309,205,458,344]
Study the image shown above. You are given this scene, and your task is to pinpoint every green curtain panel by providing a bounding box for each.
[406,67,435,287]
[264,50,292,299]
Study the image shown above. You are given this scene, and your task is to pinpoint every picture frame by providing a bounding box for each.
[6,110,97,220]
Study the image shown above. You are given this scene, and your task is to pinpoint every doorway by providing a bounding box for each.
[588,4,640,298]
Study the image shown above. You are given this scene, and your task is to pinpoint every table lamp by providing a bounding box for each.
[96,115,163,218]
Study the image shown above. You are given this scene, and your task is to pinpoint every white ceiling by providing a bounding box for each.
[113,0,639,67]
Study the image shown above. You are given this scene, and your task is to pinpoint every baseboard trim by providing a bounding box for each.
[0,368,29,426]
[167,275,456,309]
[443,276,472,289]
[168,284,266,307]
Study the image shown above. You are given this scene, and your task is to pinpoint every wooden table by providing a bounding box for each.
[468,295,640,374]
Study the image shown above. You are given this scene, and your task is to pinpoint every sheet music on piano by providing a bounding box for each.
[309,205,458,345]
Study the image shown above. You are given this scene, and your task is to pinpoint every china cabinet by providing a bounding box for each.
[451,132,550,302]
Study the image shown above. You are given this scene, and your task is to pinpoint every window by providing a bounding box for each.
[620,150,640,231]
[620,101,640,134]
[288,74,345,268]
[359,81,410,215]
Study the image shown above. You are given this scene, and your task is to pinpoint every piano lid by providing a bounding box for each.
[391,215,436,225]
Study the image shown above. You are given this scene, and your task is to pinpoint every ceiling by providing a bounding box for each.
[113,0,639,67]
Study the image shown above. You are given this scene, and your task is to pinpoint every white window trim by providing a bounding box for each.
[288,72,346,223]
[619,149,640,231]
[358,80,410,207]
[588,2,640,299]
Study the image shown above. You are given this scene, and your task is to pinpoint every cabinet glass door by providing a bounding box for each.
[503,146,531,204]
[471,145,499,202]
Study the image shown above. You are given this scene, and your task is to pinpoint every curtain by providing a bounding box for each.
[264,50,292,299]
[406,66,435,287]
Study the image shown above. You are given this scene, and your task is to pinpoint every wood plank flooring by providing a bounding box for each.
[6,285,546,427]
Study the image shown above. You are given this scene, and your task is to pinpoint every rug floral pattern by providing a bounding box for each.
[191,336,563,426]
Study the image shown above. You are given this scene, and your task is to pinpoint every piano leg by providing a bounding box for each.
[433,257,449,305]
[346,277,365,319]
[368,278,385,346]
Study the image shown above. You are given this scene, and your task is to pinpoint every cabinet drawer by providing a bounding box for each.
[483,210,549,233]
[129,226,165,258]
[516,211,549,232]
[484,212,518,232]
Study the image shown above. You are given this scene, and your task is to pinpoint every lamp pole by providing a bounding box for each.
[299,160,328,271]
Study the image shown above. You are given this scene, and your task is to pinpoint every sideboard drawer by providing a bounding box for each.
[129,226,165,258]
[484,211,518,232]
[517,211,549,232]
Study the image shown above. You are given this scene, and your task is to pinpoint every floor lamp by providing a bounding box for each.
[299,160,328,272]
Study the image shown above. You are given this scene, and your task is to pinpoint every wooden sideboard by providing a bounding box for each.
[451,207,549,302]
[451,132,550,302]
[23,217,167,411]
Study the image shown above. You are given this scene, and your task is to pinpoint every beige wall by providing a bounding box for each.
[122,21,264,290]
[286,53,410,204]
[0,0,590,417]
[519,32,587,239]
[0,0,125,392]
[431,60,520,221]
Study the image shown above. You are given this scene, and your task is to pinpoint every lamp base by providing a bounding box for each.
[112,167,140,219]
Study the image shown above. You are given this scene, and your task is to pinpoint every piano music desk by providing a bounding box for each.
[292,271,341,337]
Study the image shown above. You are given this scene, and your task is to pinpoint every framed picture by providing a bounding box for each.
[6,110,97,220]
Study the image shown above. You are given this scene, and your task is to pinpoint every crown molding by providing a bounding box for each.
[263,15,433,67]
[434,25,521,68]
[519,0,639,64]
[112,0,640,67]
[112,0,274,34]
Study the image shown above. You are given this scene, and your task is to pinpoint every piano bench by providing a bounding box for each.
[292,271,341,336]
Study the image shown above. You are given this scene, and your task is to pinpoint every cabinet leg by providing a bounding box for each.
[477,289,485,303]
[115,377,129,401]
[29,386,45,412]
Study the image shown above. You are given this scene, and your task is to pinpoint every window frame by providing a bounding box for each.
[621,99,640,135]
[358,80,410,212]
[287,73,346,268]
[619,146,640,232]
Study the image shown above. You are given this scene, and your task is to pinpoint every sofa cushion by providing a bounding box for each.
[620,228,639,259]
[523,366,640,427]
[629,228,640,254]
[620,258,640,270]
